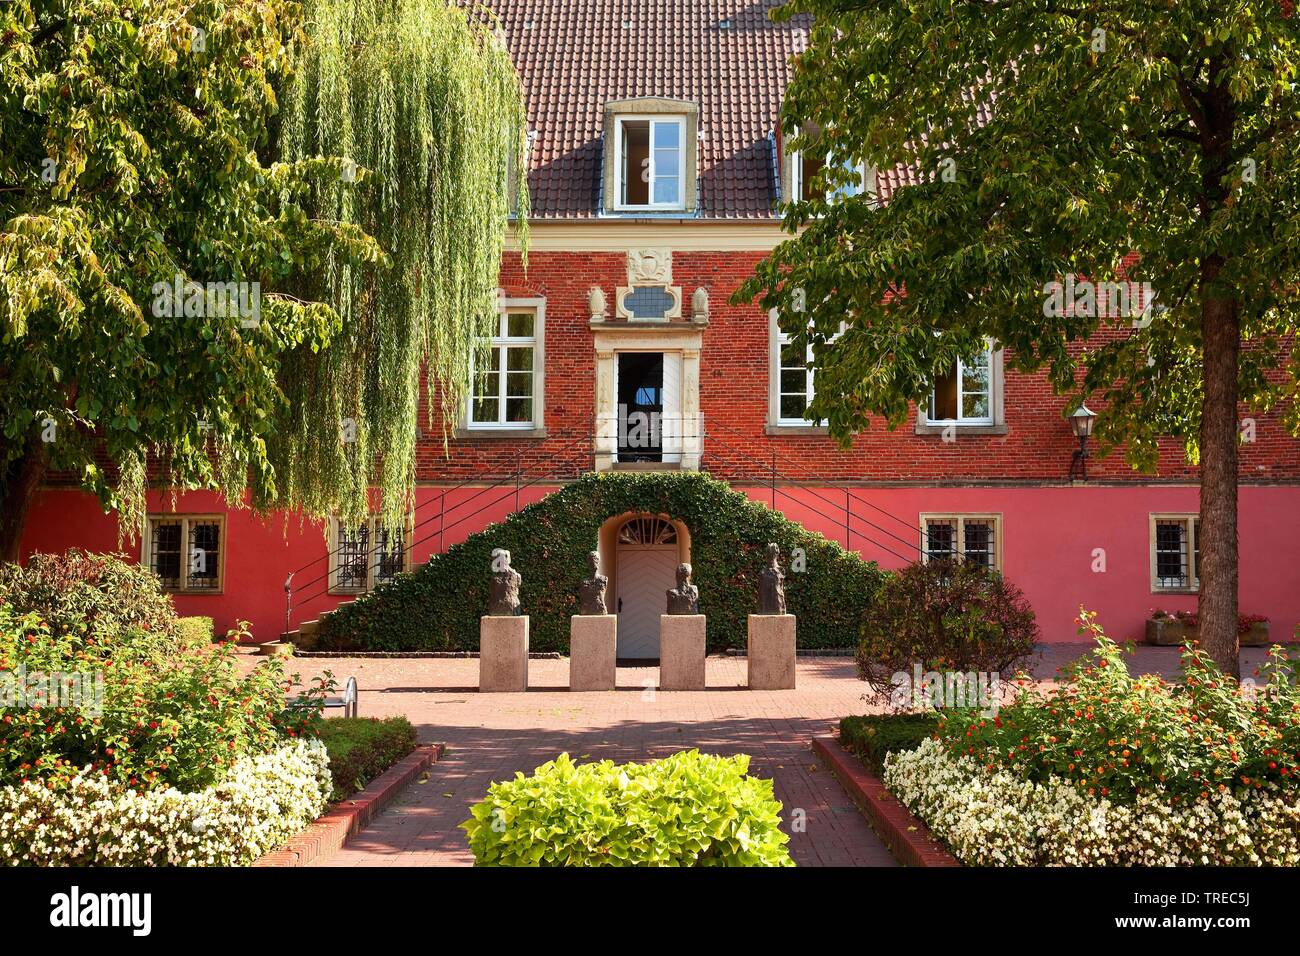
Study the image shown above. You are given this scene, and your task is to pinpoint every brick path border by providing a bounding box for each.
[254,744,445,867]
[812,736,959,867]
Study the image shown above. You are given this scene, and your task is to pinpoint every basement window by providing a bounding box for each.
[920,514,1001,572]
[145,515,224,593]
[329,517,410,594]
[1151,514,1200,592]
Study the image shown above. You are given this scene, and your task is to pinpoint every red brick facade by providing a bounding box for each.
[422,248,1300,486]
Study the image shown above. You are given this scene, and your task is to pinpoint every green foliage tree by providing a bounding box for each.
[738,0,1300,674]
[274,0,529,530]
[0,0,526,557]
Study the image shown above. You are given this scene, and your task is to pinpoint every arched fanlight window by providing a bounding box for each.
[617,516,679,546]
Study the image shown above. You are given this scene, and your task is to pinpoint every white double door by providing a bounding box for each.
[613,350,683,464]
[616,544,678,658]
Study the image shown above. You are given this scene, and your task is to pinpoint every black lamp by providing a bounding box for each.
[1068,405,1097,481]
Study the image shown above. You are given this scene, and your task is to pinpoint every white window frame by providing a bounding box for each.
[328,515,413,595]
[768,311,845,427]
[919,513,1003,572]
[614,116,687,211]
[142,514,225,594]
[925,344,996,426]
[1150,513,1200,594]
[792,152,868,204]
[467,298,545,430]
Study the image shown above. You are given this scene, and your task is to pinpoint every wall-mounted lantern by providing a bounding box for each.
[1068,405,1097,481]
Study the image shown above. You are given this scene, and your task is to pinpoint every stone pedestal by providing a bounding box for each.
[659,615,706,690]
[747,614,796,690]
[570,615,617,691]
[480,616,529,692]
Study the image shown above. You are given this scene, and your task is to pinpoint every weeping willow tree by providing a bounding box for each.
[271,0,529,531]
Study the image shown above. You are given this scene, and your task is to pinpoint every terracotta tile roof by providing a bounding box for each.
[473,0,811,220]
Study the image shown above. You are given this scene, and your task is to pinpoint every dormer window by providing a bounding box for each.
[786,124,870,203]
[617,117,685,208]
[603,99,699,214]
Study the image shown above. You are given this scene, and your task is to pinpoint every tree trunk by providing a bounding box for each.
[1197,277,1240,677]
[0,433,50,564]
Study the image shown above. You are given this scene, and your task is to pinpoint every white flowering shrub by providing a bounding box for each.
[885,738,1300,866]
[0,739,330,866]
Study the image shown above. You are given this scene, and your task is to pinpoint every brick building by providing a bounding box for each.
[21,0,1300,650]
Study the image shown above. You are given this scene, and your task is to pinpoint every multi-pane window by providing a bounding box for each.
[617,117,685,209]
[330,518,408,594]
[777,331,817,424]
[146,515,223,592]
[929,347,993,424]
[773,321,845,425]
[470,309,537,428]
[921,515,1001,571]
[789,125,867,204]
[1151,515,1200,591]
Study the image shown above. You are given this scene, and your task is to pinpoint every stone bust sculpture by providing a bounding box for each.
[578,550,608,615]
[487,548,522,616]
[758,543,786,615]
[666,562,700,615]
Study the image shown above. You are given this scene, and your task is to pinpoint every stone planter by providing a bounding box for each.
[1239,620,1271,647]
[1144,616,1188,646]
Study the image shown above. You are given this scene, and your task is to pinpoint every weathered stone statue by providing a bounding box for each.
[487,548,522,616]
[588,286,607,320]
[578,550,609,615]
[666,562,700,615]
[758,543,786,615]
[691,286,709,321]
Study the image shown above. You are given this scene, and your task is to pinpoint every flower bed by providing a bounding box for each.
[879,612,1300,865]
[885,738,1300,865]
[317,716,418,801]
[0,739,331,866]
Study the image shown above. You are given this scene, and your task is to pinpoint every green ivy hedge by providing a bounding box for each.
[316,471,886,652]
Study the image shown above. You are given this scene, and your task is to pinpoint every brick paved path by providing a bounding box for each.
[261,644,1281,867]
[270,655,896,867]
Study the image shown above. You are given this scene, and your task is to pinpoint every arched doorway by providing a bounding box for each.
[603,514,689,661]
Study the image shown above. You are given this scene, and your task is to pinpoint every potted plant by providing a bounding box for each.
[1239,614,1271,647]
[1144,609,1188,646]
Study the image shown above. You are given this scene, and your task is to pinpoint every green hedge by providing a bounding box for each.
[316,716,418,802]
[176,616,214,648]
[839,714,940,773]
[317,471,886,652]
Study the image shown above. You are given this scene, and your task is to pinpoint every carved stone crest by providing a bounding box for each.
[627,248,672,285]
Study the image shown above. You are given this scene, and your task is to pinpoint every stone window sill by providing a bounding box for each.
[454,427,548,440]
[914,422,1008,437]
[765,423,830,436]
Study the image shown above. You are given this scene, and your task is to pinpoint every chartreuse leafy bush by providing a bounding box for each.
[461,751,794,867]
[176,617,214,649]
[318,472,886,652]
[316,716,418,801]
[883,612,1300,865]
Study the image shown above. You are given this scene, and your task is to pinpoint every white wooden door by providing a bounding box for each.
[616,545,678,658]
[661,351,683,463]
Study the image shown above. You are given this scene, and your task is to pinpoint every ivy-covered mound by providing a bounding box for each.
[316,472,886,652]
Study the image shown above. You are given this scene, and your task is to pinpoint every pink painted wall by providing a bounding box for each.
[19,483,1300,647]
[742,484,1300,645]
